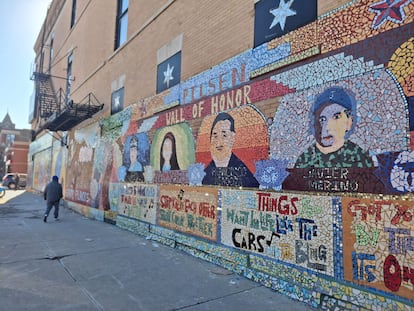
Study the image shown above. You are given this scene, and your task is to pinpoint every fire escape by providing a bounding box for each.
[31,3,104,140]
[31,71,103,138]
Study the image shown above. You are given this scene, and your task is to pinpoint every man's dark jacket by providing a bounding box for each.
[44,180,63,203]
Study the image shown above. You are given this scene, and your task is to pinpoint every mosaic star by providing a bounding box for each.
[368,0,412,29]
[163,63,174,88]
[113,94,120,110]
[269,0,297,31]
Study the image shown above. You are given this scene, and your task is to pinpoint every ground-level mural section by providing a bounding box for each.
[343,196,414,300]
[157,184,219,242]
[220,189,337,276]
[119,183,158,223]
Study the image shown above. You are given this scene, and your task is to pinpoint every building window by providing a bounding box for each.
[66,53,73,104]
[111,87,124,115]
[49,33,54,73]
[115,0,128,49]
[70,0,77,28]
[6,134,15,147]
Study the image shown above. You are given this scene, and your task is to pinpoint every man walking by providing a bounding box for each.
[43,175,63,222]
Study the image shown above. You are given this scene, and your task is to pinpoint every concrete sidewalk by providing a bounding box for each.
[0,191,314,311]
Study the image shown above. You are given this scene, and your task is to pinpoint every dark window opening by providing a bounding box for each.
[70,0,77,28]
[66,53,73,104]
[115,0,128,49]
[49,35,54,73]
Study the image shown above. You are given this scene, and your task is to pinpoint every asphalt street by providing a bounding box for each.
[0,190,315,311]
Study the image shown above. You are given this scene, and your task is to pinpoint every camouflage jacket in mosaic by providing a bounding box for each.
[294,140,373,168]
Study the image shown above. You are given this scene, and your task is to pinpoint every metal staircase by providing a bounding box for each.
[32,72,61,119]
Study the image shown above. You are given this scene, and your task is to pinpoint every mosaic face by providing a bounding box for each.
[128,139,141,173]
[129,145,138,165]
[314,103,352,152]
[160,132,180,172]
[161,138,173,164]
[210,119,236,167]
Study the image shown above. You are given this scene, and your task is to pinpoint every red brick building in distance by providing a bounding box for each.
[0,113,31,178]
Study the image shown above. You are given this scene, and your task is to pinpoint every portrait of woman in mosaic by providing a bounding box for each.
[150,123,195,184]
[159,132,180,172]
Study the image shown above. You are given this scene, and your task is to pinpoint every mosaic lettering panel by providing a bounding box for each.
[221,189,336,276]
[118,183,158,224]
[343,197,414,300]
[158,185,218,241]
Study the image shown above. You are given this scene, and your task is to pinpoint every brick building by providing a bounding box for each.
[29,1,414,309]
[0,113,30,178]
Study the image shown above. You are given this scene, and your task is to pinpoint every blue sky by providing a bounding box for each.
[0,0,51,129]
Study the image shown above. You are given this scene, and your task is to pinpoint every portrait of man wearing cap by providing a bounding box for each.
[294,86,373,168]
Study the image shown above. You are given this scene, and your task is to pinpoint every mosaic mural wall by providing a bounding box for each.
[29,134,66,192]
[66,124,99,206]
[52,0,414,309]
[32,148,52,192]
